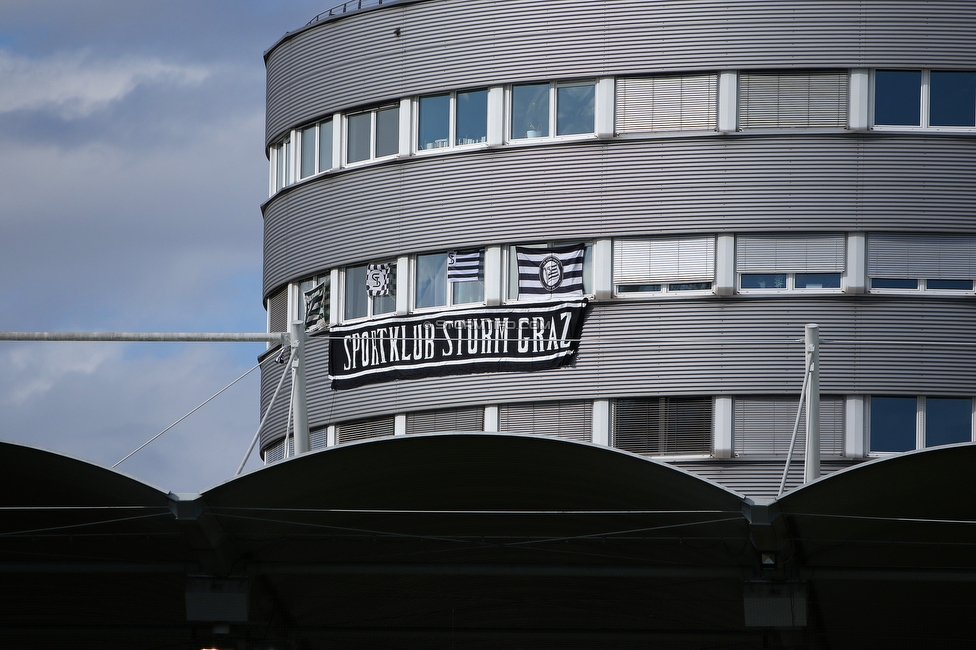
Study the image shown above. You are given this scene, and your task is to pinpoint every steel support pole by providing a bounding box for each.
[288,321,310,455]
[804,323,820,483]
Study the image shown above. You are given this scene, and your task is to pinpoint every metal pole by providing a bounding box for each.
[289,321,310,455]
[0,331,286,344]
[804,323,820,483]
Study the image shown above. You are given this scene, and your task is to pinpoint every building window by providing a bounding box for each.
[415,250,485,309]
[613,397,713,456]
[736,234,846,292]
[507,243,592,300]
[405,407,484,435]
[868,234,976,294]
[297,273,330,330]
[511,80,595,140]
[271,136,291,193]
[336,416,395,444]
[343,262,396,321]
[734,397,845,457]
[498,401,592,441]
[418,89,488,151]
[346,105,399,164]
[616,73,718,133]
[874,70,976,128]
[870,396,973,452]
[613,236,715,296]
[739,70,849,129]
[298,118,334,179]
[267,285,288,333]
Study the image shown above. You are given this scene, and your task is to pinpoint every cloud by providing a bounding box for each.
[0,48,210,119]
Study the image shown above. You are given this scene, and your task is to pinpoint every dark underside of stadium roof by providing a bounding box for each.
[1,435,975,650]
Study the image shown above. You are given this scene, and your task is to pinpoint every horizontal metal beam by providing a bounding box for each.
[0,331,287,344]
[246,562,751,579]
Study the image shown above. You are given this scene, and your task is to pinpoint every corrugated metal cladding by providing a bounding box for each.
[259,298,976,434]
[673,460,856,501]
[265,1,976,143]
[262,135,976,297]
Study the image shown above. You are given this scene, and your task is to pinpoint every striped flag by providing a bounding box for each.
[366,263,391,296]
[516,244,586,300]
[303,282,328,332]
[447,249,482,282]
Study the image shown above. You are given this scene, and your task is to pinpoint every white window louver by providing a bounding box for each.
[867,234,976,279]
[405,407,485,435]
[614,236,715,285]
[734,397,845,457]
[498,401,592,441]
[616,74,718,133]
[336,416,395,444]
[739,71,849,129]
[612,397,712,456]
[736,234,846,273]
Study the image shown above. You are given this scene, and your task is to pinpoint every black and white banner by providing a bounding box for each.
[328,300,588,390]
[517,244,585,300]
[303,282,328,332]
[447,249,482,282]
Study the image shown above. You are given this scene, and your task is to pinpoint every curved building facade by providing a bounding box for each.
[259,0,976,499]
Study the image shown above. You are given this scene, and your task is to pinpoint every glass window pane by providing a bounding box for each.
[419,94,450,150]
[372,263,396,315]
[871,396,917,452]
[872,278,918,289]
[453,279,484,304]
[926,397,972,447]
[318,119,333,171]
[375,106,399,157]
[927,279,972,290]
[511,83,550,139]
[669,282,711,291]
[300,126,316,178]
[275,143,285,192]
[618,284,663,293]
[874,70,921,126]
[347,113,371,163]
[344,265,367,320]
[557,83,595,135]
[283,139,291,186]
[456,89,488,145]
[930,71,976,127]
[741,274,786,289]
[795,273,841,289]
[416,253,448,308]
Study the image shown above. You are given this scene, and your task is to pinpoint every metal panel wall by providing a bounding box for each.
[264,136,976,296]
[260,298,976,441]
[266,1,976,144]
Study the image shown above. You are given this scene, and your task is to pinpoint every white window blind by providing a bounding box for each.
[268,287,289,333]
[498,401,591,441]
[613,397,712,456]
[739,71,849,128]
[736,234,846,273]
[734,397,845,457]
[614,236,715,285]
[867,234,976,279]
[406,407,484,435]
[336,416,395,444]
[616,74,718,133]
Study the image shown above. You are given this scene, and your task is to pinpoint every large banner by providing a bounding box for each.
[327,300,587,390]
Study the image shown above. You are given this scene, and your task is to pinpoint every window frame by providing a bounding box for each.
[296,118,335,180]
[613,236,716,298]
[867,395,976,455]
[340,261,398,323]
[344,104,400,166]
[872,69,976,132]
[508,80,597,142]
[294,272,331,329]
[505,241,594,302]
[412,250,486,312]
[415,89,490,154]
[737,272,844,294]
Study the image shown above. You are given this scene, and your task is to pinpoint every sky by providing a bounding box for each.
[0,0,327,493]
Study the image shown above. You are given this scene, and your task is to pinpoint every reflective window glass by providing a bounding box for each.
[926,397,972,447]
[871,396,917,452]
[930,71,976,127]
[456,89,488,145]
[416,253,448,309]
[419,94,450,150]
[795,273,841,289]
[375,106,399,157]
[872,278,918,289]
[372,263,396,315]
[453,278,484,304]
[318,119,333,171]
[344,265,368,319]
[511,83,550,139]
[741,274,786,289]
[669,282,711,291]
[300,126,316,178]
[874,70,921,126]
[347,113,371,163]
[556,83,595,135]
[927,279,972,290]
[618,285,663,293]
